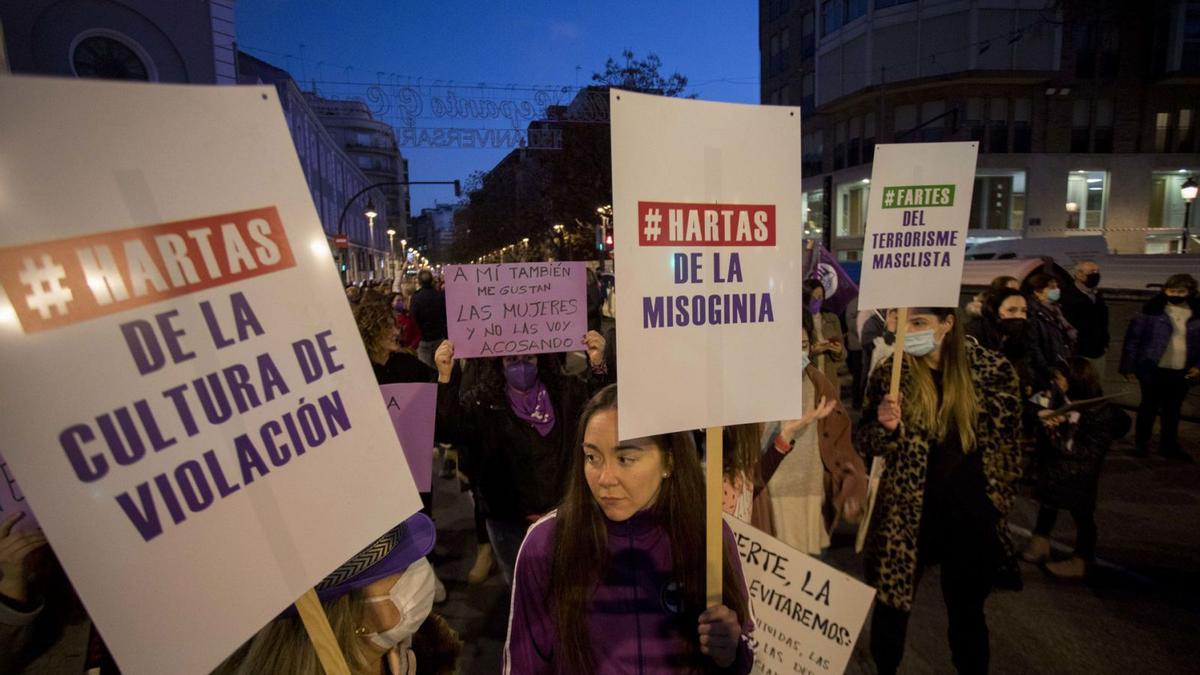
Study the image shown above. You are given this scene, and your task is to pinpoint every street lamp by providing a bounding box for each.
[553,223,565,260]
[386,227,396,276]
[1065,201,1079,230]
[1182,176,1198,253]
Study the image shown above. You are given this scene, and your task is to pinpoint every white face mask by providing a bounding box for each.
[362,558,436,651]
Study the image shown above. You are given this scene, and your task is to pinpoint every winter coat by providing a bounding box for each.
[856,341,1022,611]
[1060,284,1110,359]
[758,365,867,531]
[1119,295,1200,375]
[1027,297,1076,390]
[408,286,448,342]
[505,511,753,674]
[1034,403,1123,514]
[813,311,846,385]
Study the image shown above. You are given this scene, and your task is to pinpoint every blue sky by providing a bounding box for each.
[236,0,761,214]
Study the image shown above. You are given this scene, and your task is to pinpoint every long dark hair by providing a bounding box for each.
[550,384,750,674]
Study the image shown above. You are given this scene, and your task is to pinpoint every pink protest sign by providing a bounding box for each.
[379,383,438,492]
[0,452,39,531]
[444,262,588,358]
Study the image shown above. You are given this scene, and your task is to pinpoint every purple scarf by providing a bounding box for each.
[506,382,556,437]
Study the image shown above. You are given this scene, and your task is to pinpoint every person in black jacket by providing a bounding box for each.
[434,332,608,585]
[1022,358,1127,579]
[1023,272,1077,391]
[1060,260,1109,375]
[409,269,448,369]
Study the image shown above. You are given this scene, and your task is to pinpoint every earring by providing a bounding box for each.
[662,472,670,478]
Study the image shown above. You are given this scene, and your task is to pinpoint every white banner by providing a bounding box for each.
[727,516,875,675]
[857,142,979,310]
[610,90,805,440]
[0,77,421,675]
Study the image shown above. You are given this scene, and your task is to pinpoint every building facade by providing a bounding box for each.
[761,0,1200,257]
[305,94,412,238]
[411,202,460,262]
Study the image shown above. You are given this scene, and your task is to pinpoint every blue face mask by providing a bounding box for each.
[903,329,938,357]
[801,351,811,370]
[1046,288,1061,303]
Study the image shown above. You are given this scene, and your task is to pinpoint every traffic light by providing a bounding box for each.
[605,229,614,247]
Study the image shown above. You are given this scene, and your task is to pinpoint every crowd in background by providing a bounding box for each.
[1,259,1197,674]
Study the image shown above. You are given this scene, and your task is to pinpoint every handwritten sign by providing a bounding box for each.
[0,453,38,531]
[610,91,805,439]
[0,76,421,675]
[726,516,875,675]
[443,262,587,358]
[380,383,437,492]
[857,142,979,310]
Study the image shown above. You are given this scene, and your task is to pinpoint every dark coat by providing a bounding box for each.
[1028,297,1076,390]
[408,286,448,342]
[1061,284,1110,359]
[1035,403,1123,513]
[1119,295,1200,375]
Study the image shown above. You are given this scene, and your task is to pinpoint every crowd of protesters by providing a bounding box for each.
[1,259,1196,675]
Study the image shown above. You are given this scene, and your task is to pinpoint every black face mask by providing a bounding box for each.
[1084,272,1100,289]
[1167,295,1188,305]
[999,317,1027,337]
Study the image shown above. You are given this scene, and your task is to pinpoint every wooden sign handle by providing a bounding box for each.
[705,426,724,608]
[856,307,907,554]
[295,588,352,675]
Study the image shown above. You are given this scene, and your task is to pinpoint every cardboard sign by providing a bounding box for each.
[0,453,39,531]
[379,383,437,492]
[856,142,979,310]
[0,76,422,675]
[610,91,806,440]
[444,262,587,358]
[726,516,875,675]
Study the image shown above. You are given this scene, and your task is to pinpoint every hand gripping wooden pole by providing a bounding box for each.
[295,588,352,675]
[706,426,724,608]
[856,307,907,553]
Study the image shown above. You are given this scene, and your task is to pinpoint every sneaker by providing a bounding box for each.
[1021,535,1051,563]
[1044,556,1087,579]
[468,544,496,585]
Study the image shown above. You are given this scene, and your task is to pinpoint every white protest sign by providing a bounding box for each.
[856,142,979,310]
[610,90,805,440]
[0,76,422,675]
[727,516,875,675]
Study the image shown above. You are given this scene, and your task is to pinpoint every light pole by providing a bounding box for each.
[385,227,396,276]
[399,239,408,276]
[336,179,461,283]
[1182,176,1198,254]
[553,223,565,260]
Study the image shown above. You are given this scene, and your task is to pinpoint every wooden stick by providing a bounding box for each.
[295,588,352,675]
[705,426,724,608]
[856,307,907,553]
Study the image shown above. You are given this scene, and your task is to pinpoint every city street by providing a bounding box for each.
[430,420,1200,674]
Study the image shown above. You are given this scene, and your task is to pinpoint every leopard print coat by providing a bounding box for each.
[857,341,1022,611]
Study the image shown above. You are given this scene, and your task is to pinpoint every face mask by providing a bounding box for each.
[801,351,811,370]
[504,359,539,391]
[999,318,1026,338]
[1045,288,1061,303]
[1084,273,1100,289]
[903,329,937,357]
[362,558,436,651]
[807,298,823,315]
[1167,295,1188,305]
[392,300,405,312]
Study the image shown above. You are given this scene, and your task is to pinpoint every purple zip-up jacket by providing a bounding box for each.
[504,510,754,674]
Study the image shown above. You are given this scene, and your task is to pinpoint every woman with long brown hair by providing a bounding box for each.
[858,307,1021,675]
[504,384,753,674]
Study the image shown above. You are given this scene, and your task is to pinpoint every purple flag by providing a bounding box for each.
[809,244,859,315]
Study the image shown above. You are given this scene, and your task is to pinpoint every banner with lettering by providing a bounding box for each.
[443,262,587,358]
[0,76,421,675]
[610,90,806,439]
[856,142,979,310]
[379,383,437,492]
[727,516,875,675]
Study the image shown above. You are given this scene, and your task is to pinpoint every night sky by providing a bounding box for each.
[236,0,760,214]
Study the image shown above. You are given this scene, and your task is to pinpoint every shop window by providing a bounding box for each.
[969,171,1026,230]
[1065,170,1108,229]
[836,181,871,237]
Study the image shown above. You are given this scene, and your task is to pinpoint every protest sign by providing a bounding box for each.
[444,262,587,358]
[380,383,438,492]
[0,76,422,675]
[727,516,875,675]
[610,90,806,441]
[856,142,979,310]
[0,453,38,531]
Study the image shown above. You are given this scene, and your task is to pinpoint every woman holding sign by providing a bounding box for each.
[858,307,1021,675]
[504,384,753,674]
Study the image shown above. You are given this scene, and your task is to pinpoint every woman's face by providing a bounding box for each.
[907,312,954,343]
[582,408,667,522]
[998,295,1028,319]
[1036,280,1059,301]
[811,287,825,302]
[359,573,403,650]
[376,320,400,354]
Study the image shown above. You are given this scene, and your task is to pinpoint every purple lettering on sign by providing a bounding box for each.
[444,262,588,358]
